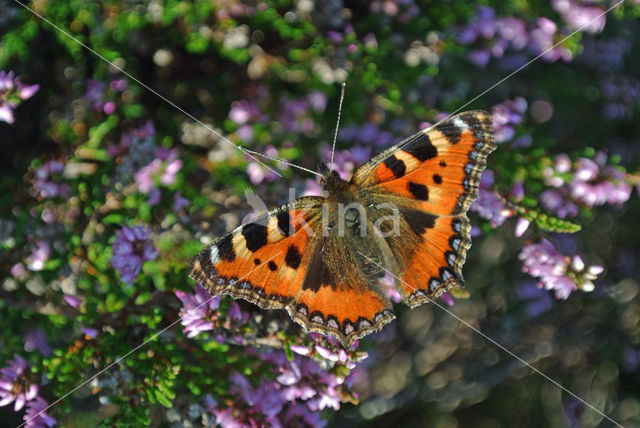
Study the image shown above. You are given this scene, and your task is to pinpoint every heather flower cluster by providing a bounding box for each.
[470,170,515,228]
[175,284,222,338]
[520,238,604,299]
[25,240,51,272]
[0,355,56,427]
[551,0,606,35]
[0,69,39,124]
[492,97,529,143]
[541,152,632,217]
[32,161,69,199]
[110,224,158,285]
[458,3,605,68]
[176,286,364,426]
[84,78,127,115]
[134,147,183,205]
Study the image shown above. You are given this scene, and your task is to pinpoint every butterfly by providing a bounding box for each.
[189,110,495,347]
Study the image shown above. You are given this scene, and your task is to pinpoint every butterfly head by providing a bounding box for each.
[319,164,350,193]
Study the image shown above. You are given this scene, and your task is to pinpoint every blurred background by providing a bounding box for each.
[1,0,639,427]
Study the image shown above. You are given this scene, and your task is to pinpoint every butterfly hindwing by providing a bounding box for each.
[289,235,395,346]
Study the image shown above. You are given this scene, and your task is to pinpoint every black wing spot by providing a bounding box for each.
[406,134,438,161]
[436,123,462,144]
[276,211,294,236]
[242,223,268,252]
[285,245,302,269]
[383,155,406,178]
[217,234,236,262]
[254,258,261,265]
[400,208,437,237]
[268,261,277,271]
[408,182,429,201]
[433,174,443,184]
[440,161,447,167]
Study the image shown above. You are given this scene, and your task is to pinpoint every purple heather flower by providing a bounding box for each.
[323,146,372,180]
[440,292,454,306]
[85,79,105,109]
[279,97,315,135]
[11,263,27,278]
[110,78,128,92]
[520,239,567,278]
[0,354,37,411]
[175,284,221,338]
[23,396,56,428]
[26,241,51,272]
[308,91,328,113]
[134,148,183,196]
[290,345,311,356]
[246,145,280,185]
[542,152,630,214]
[519,239,603,299]
[227,301,249,323]
[81,327,99,339]
[108,121,156,158]
[514,217,531,237]
[235,124,253,142]
[23,329,52,356]
[468,50,491,67]
[380,272,402,303]
[63,294,82,308]
[552,0,606,35]
[492,97,527,143]
[284,404,328,428]
[0,70,14,91]
[17,83,40,100]
[470,170,514,227]
[529,18,573,62]
[0,70,39,124]
[315,345,339,362]
[363,33,378,50]
[0,101,15,124]
[327,30,344,44]
[229,99,261,125]
[601,76,640,120]
[303,178,323,197]
[110,224,158,285]
[33,161,69,199]
[84,78,123,114]
[569,153,631,208]
[172,191,190,212]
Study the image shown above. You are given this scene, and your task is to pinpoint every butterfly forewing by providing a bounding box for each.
[354,110,495,300]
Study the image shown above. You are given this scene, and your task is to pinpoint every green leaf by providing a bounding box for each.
[154,389,173,408]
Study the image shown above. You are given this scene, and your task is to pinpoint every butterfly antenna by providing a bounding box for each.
[242,148,323,178]
[329,82,346,172]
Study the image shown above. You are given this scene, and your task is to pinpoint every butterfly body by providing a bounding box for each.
[189,110,496,346]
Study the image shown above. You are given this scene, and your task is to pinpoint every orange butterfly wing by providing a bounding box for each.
[189,197,395,346]
[352,110,495,303]
[189,197,323,309]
